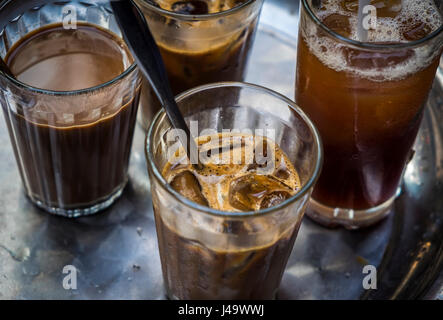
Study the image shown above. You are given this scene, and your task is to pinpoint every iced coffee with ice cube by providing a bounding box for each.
[146,83,322,300]
[164,134,301,211]
[158,134,300,299]
[134,0,264,129]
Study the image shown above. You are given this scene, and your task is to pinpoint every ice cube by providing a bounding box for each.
[229,174,267,211]
[170,170,209,206]
[322,13,352,38]
[402,22,433,41]
[171,1,209,15]
[259,191,291,209]
[229,174,293,211]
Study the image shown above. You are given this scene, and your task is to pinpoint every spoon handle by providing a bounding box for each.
[111,0,200,167]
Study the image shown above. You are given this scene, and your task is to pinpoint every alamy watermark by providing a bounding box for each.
[62,5,77,30]
[61,263,377,291]
[62,265,77,290]
[362,5,377,31]
[362,265,377,290]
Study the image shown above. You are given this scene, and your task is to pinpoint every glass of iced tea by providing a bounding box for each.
[134,0,264,129]
[0,1,141,217]
[296,0,443,228]
[146,82,322,299]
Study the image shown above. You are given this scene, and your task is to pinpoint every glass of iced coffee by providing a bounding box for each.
[134,0,264,129]
[296,0,443,228]
[0,1,141,217]
[146,82,322,299]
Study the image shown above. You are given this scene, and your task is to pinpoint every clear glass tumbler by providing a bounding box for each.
[134,0,264,129]
[0,0,141,217]
[296,0,443,229]
[146,82,322,300]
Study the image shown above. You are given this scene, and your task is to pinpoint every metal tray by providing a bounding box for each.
[0,0,442,300]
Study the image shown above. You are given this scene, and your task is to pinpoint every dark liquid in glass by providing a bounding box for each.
[2,24,140,211]
[158,133,302,299]
[140,0,259,127]
[295,0,442,210]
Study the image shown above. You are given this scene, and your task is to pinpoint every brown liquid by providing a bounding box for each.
[295,0,442,210]
[163,134,301,211]
[156,219,298,299]
[157,133,301,299]
[158,29,256,95]
[2,24,140,210]
[140,0,258,127]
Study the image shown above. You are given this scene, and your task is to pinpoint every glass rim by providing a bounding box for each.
[301,0,443,50]
[136,0,258,21]
[0,7,138,97]
[1,63,137,97]
[146,81,323,219]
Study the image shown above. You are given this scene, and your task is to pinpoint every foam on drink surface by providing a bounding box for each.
[304,0,442,81]
[162,133,301,212]
[5,24,135,127]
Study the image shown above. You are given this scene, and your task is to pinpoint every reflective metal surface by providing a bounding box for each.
[0,0,442,300]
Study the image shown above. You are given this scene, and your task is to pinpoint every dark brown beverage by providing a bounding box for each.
[151,0,254,94]
[156,219,298,299]
[1,23,140,215]
[158,133,301,299]
[295,0,442,226]
[136,0,263,128]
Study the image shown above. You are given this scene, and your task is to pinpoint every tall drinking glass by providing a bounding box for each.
[146,82,322,299]
[296,0,443,228]
[134,0,264,129]
[0,0,141,217]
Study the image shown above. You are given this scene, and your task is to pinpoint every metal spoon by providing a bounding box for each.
[111,0,203,170]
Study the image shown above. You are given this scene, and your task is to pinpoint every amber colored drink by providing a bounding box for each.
[295,0,443,226]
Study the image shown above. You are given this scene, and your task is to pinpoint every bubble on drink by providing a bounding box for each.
[304,0,442,81]
[163,133,301,212]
